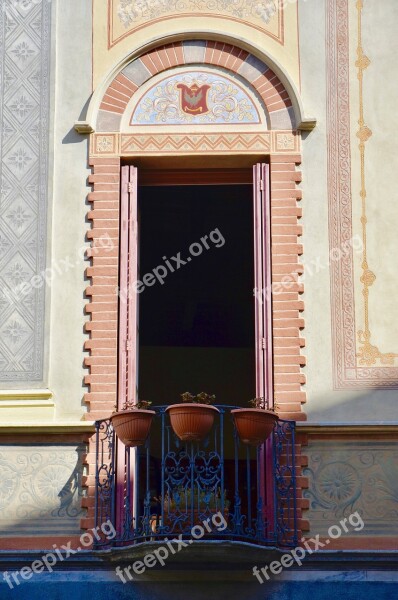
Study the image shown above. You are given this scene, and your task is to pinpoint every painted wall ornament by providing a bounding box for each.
[117,0,277,27]
[177,83,210,115]
[304,442,398,536]
[131,72,262,125]
[305,459,362,516]
[0,0,51,380]
[0,445,85,535]
[327,0,398,386]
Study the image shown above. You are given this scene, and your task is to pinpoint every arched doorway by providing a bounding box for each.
[84,39,304,423]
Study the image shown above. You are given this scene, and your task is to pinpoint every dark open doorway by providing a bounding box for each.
[138,182,255,408]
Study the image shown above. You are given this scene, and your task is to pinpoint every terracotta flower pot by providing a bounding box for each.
[166,403,219,442]
[231,408,277,446]
[110,409,155,447]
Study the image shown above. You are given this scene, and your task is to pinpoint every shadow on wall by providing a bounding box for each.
[0,445,85,540]
[305,384,398,423]
[300,384,398,539]
[62,95,93,145]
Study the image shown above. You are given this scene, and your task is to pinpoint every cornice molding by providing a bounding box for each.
[74,121,95,134]
[0,422,95,434]
[0,389,53,400]
[297,422,398,434]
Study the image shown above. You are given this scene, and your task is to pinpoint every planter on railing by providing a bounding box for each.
[110,401,155,447]
[231,408,277,446]
[166,403,219,442]
[166,392,218,442]
[94,405,297,549]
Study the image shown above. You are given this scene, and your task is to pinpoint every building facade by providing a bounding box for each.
[0,0,397,597]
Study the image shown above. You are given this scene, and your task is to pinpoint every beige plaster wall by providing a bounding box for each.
[299,0,398,422]
[50,0,398,423]
[8,0,396,425]
[48,0,92,421]
[350,1,398,360]
[92,0,301,90]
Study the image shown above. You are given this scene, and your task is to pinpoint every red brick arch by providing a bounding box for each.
[96,40,295,131]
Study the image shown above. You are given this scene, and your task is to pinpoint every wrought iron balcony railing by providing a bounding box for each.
[94,405,297,549]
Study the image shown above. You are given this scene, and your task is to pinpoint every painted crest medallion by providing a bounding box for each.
[176,83,211,115]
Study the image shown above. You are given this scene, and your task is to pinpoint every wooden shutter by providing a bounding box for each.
[254,163,274,530]
[253,163,273,408]
[118,165,139,409]
[116,166,139,533]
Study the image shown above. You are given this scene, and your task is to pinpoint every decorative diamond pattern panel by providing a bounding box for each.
[0,1,51,381]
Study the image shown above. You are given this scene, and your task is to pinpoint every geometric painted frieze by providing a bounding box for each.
[131,71,263,125]
[91,131,300,157]
[304,440,398,536]
[0,445,85,536]
[0,0,51,381]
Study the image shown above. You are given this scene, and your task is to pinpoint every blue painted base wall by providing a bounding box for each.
[0,581,397,600]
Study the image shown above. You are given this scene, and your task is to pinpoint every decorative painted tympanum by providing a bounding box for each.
[131,71,261,125]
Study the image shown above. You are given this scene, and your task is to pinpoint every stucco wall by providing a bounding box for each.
[1,0,397,422]
[55,0,398,424]
[0,0,397,555]
[92,0,301,90]
[1,0,397,431]
[48,0,92,421]
[300,0,398,422]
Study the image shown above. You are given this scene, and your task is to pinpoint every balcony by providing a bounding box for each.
[94,406,297,549]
